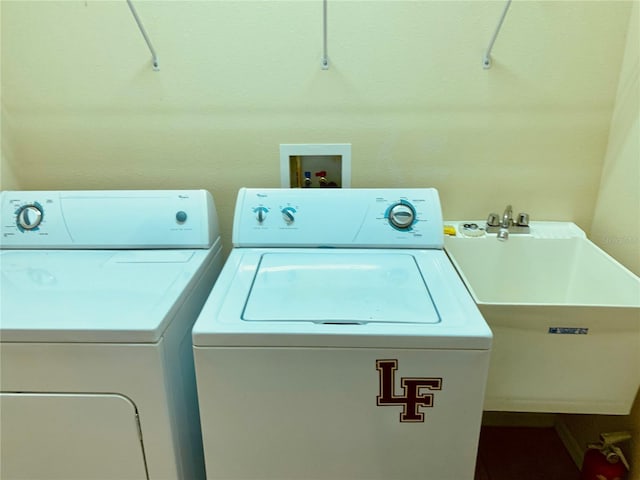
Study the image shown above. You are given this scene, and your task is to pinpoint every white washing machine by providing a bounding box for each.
[193,188,492,480]
[0,190,225,480]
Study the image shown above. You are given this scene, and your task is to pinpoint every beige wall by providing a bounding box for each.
[0,2,19,190]
[590,1,640,277]
[1,109,20,190]
[0,0,632,251]
[562,2,640,477]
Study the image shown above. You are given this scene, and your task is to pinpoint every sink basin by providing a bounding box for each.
[444,222,640,414]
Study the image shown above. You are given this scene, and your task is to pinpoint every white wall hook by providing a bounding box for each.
[127,0,160,71]
[483,0,512,69]
[321,0,329,70]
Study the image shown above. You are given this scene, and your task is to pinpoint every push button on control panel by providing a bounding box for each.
[176,211,188,223]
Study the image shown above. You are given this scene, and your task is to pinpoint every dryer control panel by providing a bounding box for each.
[0,190,219,249]
[233,188,443,249]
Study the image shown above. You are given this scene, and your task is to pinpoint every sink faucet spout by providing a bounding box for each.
[501,204,513,228]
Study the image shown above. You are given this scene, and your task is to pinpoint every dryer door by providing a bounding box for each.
[0,393,148,480]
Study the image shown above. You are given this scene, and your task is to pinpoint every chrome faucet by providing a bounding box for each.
[497,204,512,241]
[486,204,530,240]
[501,204,513,228]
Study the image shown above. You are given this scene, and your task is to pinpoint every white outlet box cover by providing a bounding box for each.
[279,144,351,188]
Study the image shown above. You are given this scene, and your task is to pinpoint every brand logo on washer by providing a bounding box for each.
[376,359,442,422]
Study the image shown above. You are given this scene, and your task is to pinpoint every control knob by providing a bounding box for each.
[388,202,416,230]
[254,207,268,223]
[281,207,296,225]
[17,204,43,230]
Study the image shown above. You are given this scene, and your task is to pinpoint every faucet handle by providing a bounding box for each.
[487,213,500,227]
[516,212,530,226]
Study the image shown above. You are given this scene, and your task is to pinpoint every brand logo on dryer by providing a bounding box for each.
[376,359,442,422]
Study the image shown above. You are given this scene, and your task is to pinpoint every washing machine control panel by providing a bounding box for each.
[0,190,219,249]
[234,188,443,248]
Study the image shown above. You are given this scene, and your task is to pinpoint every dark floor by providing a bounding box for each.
[475,427,581,480]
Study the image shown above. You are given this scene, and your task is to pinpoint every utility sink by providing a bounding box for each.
[444,222,640,415]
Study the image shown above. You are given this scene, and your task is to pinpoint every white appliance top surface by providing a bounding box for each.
[243,252,439,324]
[1,247,215,343]
[193,248,492,350]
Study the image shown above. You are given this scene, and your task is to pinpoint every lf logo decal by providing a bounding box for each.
[376,359,442,422]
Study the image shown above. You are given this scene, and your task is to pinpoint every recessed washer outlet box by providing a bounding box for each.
[280,144,351,188]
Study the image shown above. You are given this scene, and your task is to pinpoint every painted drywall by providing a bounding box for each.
[1,106,19,190]
[562,2,640,477]
[0,149,18,191]
[590,1,640,277]
[0,2,18,190]
[0,0,631,251]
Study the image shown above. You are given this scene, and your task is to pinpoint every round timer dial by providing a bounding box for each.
[387,201,416,230]
[17,204,44,230]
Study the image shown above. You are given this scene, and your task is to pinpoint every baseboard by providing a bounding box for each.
[482,411,557,427]
[554,418,584,469]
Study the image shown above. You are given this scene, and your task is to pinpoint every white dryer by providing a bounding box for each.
[0,190,225,480]
[193,188,492,480]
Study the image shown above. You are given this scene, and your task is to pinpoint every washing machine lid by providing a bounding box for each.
[0,248,214,343]
[243,253,439,324]
[193,248,492,350]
